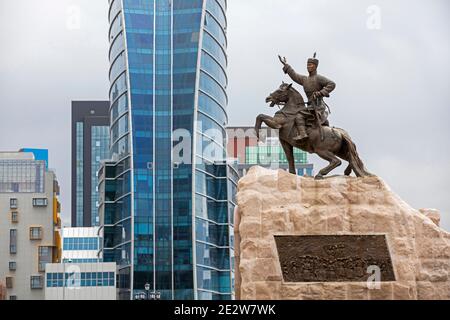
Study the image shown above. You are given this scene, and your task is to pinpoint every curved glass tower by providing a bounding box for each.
[100,0,236,300]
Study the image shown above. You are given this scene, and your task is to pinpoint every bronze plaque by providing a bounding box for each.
[274,235,395,282]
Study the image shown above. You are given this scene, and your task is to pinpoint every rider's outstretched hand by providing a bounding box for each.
[278,55,287,66]
[278,55,290,74]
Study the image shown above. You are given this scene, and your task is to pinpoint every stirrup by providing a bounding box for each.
[293,134,308,141]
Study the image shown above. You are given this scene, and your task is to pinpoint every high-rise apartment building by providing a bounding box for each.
[72,101,110,227]
[0,150,62,300]
[101,0,235,300]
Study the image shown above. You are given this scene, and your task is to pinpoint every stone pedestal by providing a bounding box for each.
[235,166,450,300]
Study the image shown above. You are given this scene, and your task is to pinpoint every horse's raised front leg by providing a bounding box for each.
[254,114,264,140]
[255,114,283,140]
[280,139,296,175]
[314,150,342,179]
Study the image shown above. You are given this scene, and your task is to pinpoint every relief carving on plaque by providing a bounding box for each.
[274,235,396,282]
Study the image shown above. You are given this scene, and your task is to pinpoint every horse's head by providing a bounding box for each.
[266,82,296,107]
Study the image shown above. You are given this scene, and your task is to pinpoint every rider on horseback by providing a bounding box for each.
[279,53,336,141]
[256,55,372,178]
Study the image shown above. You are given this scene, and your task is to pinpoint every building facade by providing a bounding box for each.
[0,150,62,300]
[0,282,6,300]
[102,0,234,300]
[227,127,314,177]
[45,262,116,300]
[72,101,110,227]
[62,227,102,263]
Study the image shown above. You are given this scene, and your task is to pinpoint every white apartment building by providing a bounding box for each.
[0,151,62,300]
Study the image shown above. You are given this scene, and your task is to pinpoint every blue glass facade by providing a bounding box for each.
[101,0,235,300]
[46,272,115,288]
[91,126,110,226]
[63,237,100,251]
[62,258,100,263]
[74,124,110,227]
[72,101,110,227]
[76,122,84,227]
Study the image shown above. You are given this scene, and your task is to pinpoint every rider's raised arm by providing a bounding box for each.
[283,64,307,86]
[317,75,336,98]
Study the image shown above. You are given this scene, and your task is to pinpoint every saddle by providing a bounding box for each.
[279,109,329,142]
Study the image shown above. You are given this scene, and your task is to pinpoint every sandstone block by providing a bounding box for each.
[419,208,441,227]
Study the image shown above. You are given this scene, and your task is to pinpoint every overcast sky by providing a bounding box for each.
[0,0,449,231]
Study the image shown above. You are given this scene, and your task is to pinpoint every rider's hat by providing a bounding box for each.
[307,52,319,66]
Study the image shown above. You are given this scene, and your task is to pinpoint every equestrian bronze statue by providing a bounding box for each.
[255,54,372,179]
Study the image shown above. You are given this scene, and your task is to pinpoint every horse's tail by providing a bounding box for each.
[334,128,373,177]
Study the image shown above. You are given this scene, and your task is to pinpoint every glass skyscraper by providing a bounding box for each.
[71,101,110,227]
[100,0,236,300]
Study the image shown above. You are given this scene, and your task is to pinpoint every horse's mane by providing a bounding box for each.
[289,86,301,96]
[286,85,304,102]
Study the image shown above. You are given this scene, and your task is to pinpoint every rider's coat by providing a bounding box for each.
[283,64,336,124]
[283,64,336,101]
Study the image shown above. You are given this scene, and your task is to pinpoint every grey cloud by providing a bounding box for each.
[0,0,448,231]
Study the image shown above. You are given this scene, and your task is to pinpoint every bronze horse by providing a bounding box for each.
[255,83,372,179]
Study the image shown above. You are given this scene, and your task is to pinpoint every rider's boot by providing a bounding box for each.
[293,126,308,141]
[293,116,308,141]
